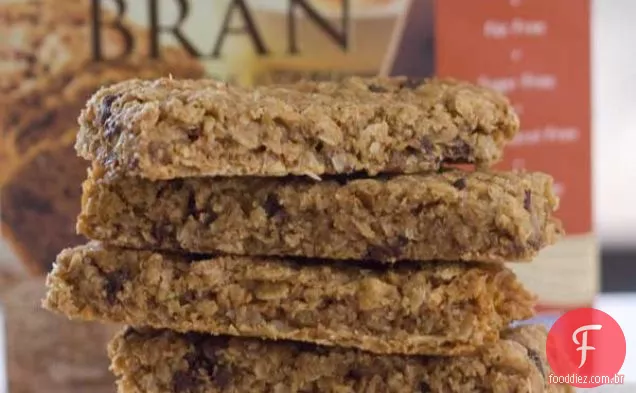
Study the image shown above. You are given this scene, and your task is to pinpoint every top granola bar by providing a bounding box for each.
[76,76,519,179]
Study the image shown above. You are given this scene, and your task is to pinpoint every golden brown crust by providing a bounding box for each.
[44,242,535,356]
[78,166,562,263]
[108,325,574,393]
[76,76,519,179]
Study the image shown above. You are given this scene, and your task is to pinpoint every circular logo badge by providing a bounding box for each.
[546,308,626,388]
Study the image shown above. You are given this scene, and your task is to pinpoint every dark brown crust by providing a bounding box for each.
[78,166,562,263]
[76,76,519,179]
[108,325,574,393]
[44,242,535,356]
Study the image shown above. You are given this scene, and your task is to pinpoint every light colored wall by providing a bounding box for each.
[593,0,636,247]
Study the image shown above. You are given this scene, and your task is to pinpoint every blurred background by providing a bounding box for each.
[593,0,636,292]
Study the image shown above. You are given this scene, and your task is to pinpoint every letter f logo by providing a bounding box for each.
[572,324,602,368]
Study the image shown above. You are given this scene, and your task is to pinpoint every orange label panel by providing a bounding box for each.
[435,0,591,234]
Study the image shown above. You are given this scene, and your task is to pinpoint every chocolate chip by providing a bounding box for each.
[200,212,219,226]
[171,179,185,190]
[428,275,447,289]
[187,192,197,216]
[152,224,172,244]
[127,156,140,170]
[104,270,128,304]
[213,365,232,389]
[526,347,546,380]
[122,327,137,339]
[365,245,390,261]
[315,141,324,153]
[446,139,471,160]
[345,368,364,381]
[419,380,431,392]
[368,84,388,93]
[400,78,425,90]
[452,178,467,190]
[527,236,542,249]
[184,351,202,370]
[201,341,219,364]
[365,242,404,261]
[103,118,122,139]
[99,94,118,125]
[396,236,409,248]
[185,126,202,142]
[405,146,419,156]
[411,200,442,215]
[187,349,217,383]
[172,370,199,392]
[8,113,19,127]
[263,193,283,217]
[184,336,230,382]
[524,190,532,211]
[180,291,197,304]
[421,138,434,154]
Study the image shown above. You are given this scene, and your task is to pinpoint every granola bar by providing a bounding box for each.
[78,166,562,263]
[108,325,573,393]
[76,76,519,179]
[44,243,535,356]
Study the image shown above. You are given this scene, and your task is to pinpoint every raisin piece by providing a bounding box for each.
[419,380,431,392]
[103,118,122,139]
[368,84,388,93]
[452,178,467,190]
[185,126,202,142]
[172,370,199,392]
[180,291,197,304]
[420,137,434,154]
[104,270,128,304]
[411,200,442,215]
[152,224,172,244]
[365,240,405,261]
[263,193,283,217]
[524,190,532,211]
[99,94,118,125]
[446,139,471,160]
[213,365,232,389]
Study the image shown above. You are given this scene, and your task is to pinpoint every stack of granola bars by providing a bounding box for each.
[45,77,572,392]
